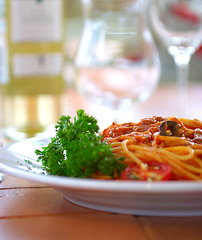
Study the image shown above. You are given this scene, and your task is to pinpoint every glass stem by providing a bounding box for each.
[173,54,191,117]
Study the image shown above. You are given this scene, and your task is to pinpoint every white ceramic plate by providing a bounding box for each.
[1,136,202,216]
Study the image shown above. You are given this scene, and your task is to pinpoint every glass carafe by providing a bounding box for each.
[75,0,160,115]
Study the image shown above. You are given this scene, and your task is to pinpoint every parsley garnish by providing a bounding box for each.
[35,109,125,178]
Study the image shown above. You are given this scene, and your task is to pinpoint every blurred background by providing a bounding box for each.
[1,0,201,86]
[0,0,202,140]
[63,0,202,86]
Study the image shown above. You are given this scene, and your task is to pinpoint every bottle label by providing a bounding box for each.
[10,0,62,42]
[12,53,63,77]
[0,37,8,83]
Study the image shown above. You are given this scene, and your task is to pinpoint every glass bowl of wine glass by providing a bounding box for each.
[75,0,161,121]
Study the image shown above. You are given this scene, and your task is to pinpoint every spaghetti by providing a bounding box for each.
[102,116,202,181]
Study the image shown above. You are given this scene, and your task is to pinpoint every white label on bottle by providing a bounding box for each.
[0,36,8,83]
[12,53,63,77]
[10,0,62,42]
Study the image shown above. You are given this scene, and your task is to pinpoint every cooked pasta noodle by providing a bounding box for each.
[102,116,202,180]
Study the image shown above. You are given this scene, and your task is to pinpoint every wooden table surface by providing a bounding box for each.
[1,83,202,240]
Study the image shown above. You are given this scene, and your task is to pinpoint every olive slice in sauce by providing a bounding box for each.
[159,121,183,137]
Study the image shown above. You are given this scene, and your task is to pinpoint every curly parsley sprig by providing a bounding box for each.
[35,109,125,178]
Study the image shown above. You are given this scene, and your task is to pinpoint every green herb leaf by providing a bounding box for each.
[35,109,125,178]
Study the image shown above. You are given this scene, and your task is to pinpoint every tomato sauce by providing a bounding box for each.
[102,116,166,143]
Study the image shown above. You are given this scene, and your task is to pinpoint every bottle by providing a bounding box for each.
[3,0,65,141]
[0,0,8,85]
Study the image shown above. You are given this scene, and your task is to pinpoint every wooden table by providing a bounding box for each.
[1,83,202,240]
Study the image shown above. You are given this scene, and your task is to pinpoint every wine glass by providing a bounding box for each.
[75,0,160,124]
[149,0,202,116]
